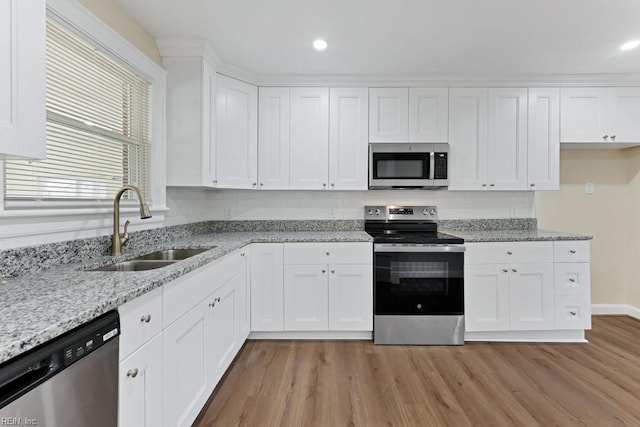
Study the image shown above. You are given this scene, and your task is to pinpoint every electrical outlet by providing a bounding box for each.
[585,182,594,195]
[224,208,233,218]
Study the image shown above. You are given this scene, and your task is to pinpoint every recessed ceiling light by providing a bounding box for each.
[313,39,328,51]
[620,40,640,51]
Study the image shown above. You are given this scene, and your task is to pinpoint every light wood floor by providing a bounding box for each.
[194,316,640,426]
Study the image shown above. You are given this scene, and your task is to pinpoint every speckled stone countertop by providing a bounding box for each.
[442,229,593,242]
[0,230,371,365]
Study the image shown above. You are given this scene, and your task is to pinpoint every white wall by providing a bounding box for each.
[165,187,535,225]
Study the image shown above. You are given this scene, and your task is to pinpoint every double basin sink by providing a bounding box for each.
[91,248,214,272]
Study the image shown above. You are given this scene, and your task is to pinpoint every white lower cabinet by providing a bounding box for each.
[328,264,373,330]
[118,333,163,427]
[465,240,591,340]
[250,244,284,331]
[284,265,329,330]
[205,279,238,388]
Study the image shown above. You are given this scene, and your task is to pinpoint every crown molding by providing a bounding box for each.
[156,38,222,68]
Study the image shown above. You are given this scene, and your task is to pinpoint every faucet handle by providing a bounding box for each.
[120,220,131,247]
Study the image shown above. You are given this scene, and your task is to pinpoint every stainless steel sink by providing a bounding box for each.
[134,248,212,261]
[91,260,177,272]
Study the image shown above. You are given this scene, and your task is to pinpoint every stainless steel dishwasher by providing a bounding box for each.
[0,311,120,427]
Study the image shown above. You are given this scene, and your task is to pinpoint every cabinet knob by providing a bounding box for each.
[213,180,217,184]
[331,183,335,188]
[209,302,216,308]
[603,135,609,140]
[611,135,616,141]
[240,253,245,257]
[569,250,576,254]
[260,183,264,187]
[569,278,576,283]
[323,183,327,188]
[215,297,221,302]
[569,311,577,316]
[482,184,487,188]
[511,268,518,273]
[502,268,508,273]
[331,270,335,274]
[490,184,495,188]
[530,183,535,187]
[252,182,257,187]
[127,368,139,378]
[140,315,151,323]
[507,251,513,255]
[326,252,330,256]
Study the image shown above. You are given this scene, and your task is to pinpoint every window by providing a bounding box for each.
[4,17,151,206]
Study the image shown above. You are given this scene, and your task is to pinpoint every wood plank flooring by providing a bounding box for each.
[194,316,640,426]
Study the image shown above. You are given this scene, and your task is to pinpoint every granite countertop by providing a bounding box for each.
[443,229,593,242]
[0,230,372,365]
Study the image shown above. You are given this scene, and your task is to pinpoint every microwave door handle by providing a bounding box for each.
[429,152,435,180]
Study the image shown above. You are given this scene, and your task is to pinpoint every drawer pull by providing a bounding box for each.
[511,268,518,273]
[209,301,216,308]
[569,311,577,316]
[140,315,151,323]
[569,250,576,254]
[215,297,221,303]
[127,368,139,378]
[569,278,576,283]
[506,251,513,255]
[502,269,508,273]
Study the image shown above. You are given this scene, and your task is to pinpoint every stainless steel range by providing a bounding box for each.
[365,205,465,345]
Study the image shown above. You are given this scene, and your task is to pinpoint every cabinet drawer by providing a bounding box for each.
[555,296,591,330]
[163,250,241,327]
[554,263,590,296]
[119,287,163,361]
[465,242,553,265]
[284,242,372,265]
[554,240,590,263]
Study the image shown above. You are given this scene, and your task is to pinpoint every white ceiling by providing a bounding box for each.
[117,0,640,78]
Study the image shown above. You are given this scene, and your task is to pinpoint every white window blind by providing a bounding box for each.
[4,18,151,205]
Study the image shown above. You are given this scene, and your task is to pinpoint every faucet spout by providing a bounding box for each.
[112,185,152,256]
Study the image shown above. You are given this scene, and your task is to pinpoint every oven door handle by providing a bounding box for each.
[374,244,466,253]
[429,152,435,180]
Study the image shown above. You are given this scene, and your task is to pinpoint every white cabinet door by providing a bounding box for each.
[163,302,208,427]
[206,278,238,388]
[464,264,510,331]
[284,265,329,330]
[448,88,489,190]
[487,88,527,191]
[237,250,251,341]
[560,88,608,142]
[329,87,368,190]
[369,88,409,142]
[608,87,640,142]
[251,243,284,331]
[258,87,290,189]
[509,263,555,330]
[289,87,329,189]
[409,88,448,142]
[0,0,46,159]
[216,74,258,189]
[119,334,163,427]
[527,88,559,190]
[328,264,373,331]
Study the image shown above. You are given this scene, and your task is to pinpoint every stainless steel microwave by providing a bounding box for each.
[369,143,449,189]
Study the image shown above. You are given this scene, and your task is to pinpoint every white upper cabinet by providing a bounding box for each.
[289,87,329,189]
[258,87,290,189]
[369,88,408,142]
[329,88,368,190]
[448,88,489,190]
[487,88,528,191]
[560,87,640,146]
[369,87,448,143]
[216,74,258,189]
[408,88,449,142]
[163,57,217,187]
[450,88,528,191]
[0,0,46,159]
[528,88,559,190]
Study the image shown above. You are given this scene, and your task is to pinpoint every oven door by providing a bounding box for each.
[369,144,434,188]
[374,244,464,315]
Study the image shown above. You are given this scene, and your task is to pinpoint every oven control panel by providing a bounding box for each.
[364,205,438,220]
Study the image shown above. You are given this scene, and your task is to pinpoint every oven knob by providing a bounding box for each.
[428,208,436,216]
[422,209,428,216]
[367,209,373,215]
[375,208,381,215]
[417,303,422,309]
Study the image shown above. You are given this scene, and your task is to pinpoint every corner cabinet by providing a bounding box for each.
[561,87,640,147]
[216,74,258,189]
[0,0,46,159]
[162,56,218,187]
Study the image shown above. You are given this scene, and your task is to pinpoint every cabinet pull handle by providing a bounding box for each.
[482,184,487,187]
[213,180,217,184]
[140,315,151,323]
[569,250,576,254]
[611,135,616,141]
[127,368,139,378]
[502,268,508,273]
[569,278,576,283]
[511,268,518,273]
[215,297,221,302]
[603,135,609,140]
[209,302,215,308]
[490,184,495,187]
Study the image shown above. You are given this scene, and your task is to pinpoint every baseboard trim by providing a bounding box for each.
[464,329,587,343]
[249,331,373,340]
[592,304,640,320]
